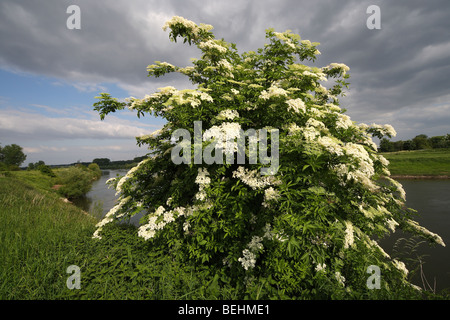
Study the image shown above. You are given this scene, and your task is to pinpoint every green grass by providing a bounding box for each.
[380,148,450,176]
[0,173,221,299]
[0,174,97,299]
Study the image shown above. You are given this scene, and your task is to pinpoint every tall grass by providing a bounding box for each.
[0,176,96,299]
[0,174,219,299]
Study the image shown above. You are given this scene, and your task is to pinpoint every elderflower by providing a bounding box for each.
[199,39,228,53]
[286,98,306,113]
[115,158,151,195]
[406,220,446,247]
[392,259,408,276]
[204,122,242,154]
[317,136,344,156]
[343,220,354,249]
[238,249,257,270]
[232,166,279,190]
[315,263,326,272]
[248,236,264,251]
[335,271,346,286]
[194,167,211,201]
[259,84,288,100]
[264,187,280,202]
[335,113,353,130]
[217,109,239,120]
[383,124,397,137]
[327,63,350,75]
[386,218,399,232]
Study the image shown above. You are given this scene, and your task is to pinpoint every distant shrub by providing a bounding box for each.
[0,162,9,171]
[57,166,93,199]
[38,165,56,177]
[88,163,102,179]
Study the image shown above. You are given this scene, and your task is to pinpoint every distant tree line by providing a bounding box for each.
[91,156,148,169]
[379,134,450,152]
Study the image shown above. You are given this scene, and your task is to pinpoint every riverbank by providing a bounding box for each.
[0,174,97,299]
[381,148,450,178]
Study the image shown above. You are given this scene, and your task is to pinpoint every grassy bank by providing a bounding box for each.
[0,174,96,298]
[381,148,450,177]
[0,172,219,299]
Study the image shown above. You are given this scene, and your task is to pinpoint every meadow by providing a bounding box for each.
[381,148,450,177]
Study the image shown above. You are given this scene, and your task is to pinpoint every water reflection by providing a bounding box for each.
[379,179,450,292]
[72,169,145,226]
[72,169,126,217]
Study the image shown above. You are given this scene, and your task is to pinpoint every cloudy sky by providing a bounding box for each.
[1,0,449,165]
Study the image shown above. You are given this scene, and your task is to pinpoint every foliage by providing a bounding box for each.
[88,162,102,179]
[56,164,100,199]
[0,143,27,168]
[92,16,445,298]
[39,164,56,177]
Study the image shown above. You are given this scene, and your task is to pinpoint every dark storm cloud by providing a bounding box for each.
[1,0,449,139]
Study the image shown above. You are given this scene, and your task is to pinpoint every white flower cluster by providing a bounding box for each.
[315,263,326,272]
[273,31,296,49]
[217,59,233,70]
[198,39,228,53]
[317,136,344,156]
[287,123,302,135]
[238,230,277,270]
[386,218,399,232]
[232,166,280,190]
[238,249,257,270]
[93,196,131,239]
[203,122,242,154]
[392,259,409,276]
[262,187,280,207]
[335,271,346,286]
[195,167,211,201]
[146,62,175,75]
[343,220,354,249]
[115,158,150,195]
[259,84,288,100]
[286,98,306,113]
[362,234,391,259]
[301,126,321,141]
[162,16,213,36]
[303,70,327,82]
[326,63,350,76]
[216,109,239,120]
[385,177,407,201]
[369,123,397,137]
[248,236,264,251]
[330,143,380,192]
[137,205,188,240]
[406,219,446,247]
[306,118,326,129]
[128,86,177,110]
[169,89,214,108]
[335,113,353,130]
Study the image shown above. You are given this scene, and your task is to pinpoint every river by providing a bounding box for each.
[76,172,450,292]
[379,179,450,293]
